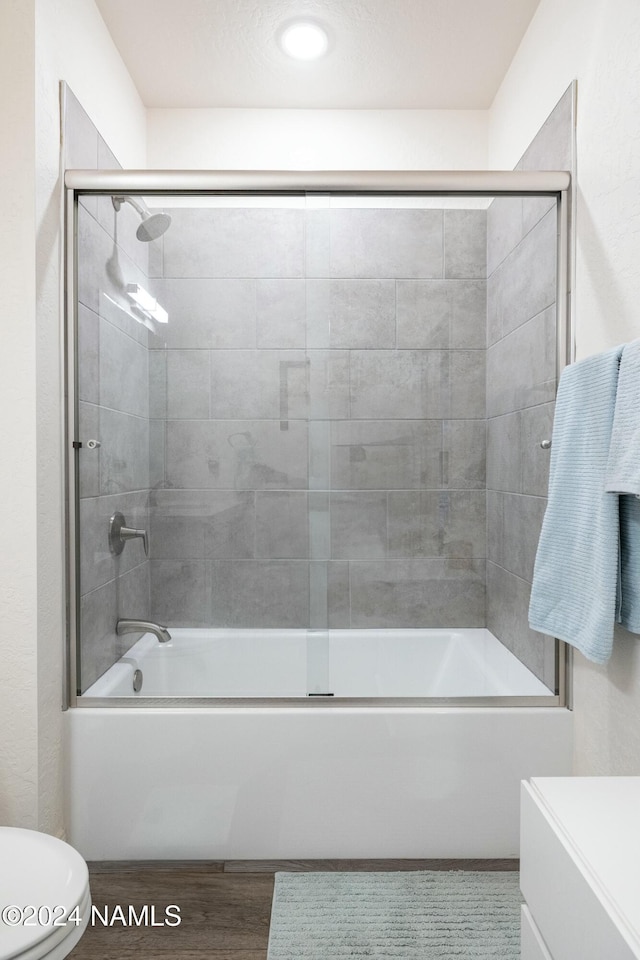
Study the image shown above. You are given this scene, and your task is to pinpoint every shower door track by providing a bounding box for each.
[63,168,573,711]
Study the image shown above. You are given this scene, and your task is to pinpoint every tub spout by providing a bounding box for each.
[117,619,172,643]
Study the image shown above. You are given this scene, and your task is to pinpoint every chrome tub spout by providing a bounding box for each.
[116,619,172,643]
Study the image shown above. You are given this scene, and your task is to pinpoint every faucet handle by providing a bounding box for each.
[120,525,149,556]
[109,512,149,557]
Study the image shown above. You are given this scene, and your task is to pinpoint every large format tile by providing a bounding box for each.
[161,207,305,279]
[396,280,486,350]
[349,559,485,628]
[209,561,310,627]
[149,279,256,349]
[77,402,100,498]
[331,420,442,490]
[486,305,556,417]
[486,197,524,280]
[520,402,554,497]
[149,489,255,560]
[444,210,487,280]
[116,562,151,657]
[63,87,98,218]
[256,492,309,559]
[387,490,486,559]
[77,206,151,344]
[449,350,486,418]
[486,412,521,493]
[350,350,485,420]
[163,350,210,419]
[165,420,308,490]
[79,490,149,596]
[308,350,350,419]
[518,84,573,175]
[327,561,351,628]
[308,208,443,279]
[308,280,396,349]
[148,419,165,490]
[349,351,439,420]
[256,279,306,348]
[99,408,149,495]
[209,350,308,420]
[308,491,330,559]
[442,420,486,489]
[517,85,573,237]
[501,493,547,583]
[79,578,117,692]
[77,305,100,405]
[486,561,553,687]
[149,560,211,626]
[486,490,504,568]
[98,315,149,418]
[487,209,557,340]
[330,492,388,560]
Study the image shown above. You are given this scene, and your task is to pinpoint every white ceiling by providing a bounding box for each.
[95,0,541,110]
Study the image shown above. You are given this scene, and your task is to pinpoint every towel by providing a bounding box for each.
[605,339,640,494]
[619,495,640,632]
[604,340,640,633]
[528,346,624,664]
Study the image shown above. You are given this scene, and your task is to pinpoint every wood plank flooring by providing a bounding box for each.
[68,859,518,960]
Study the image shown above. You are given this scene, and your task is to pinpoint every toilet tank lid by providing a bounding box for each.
[0,827,89,958]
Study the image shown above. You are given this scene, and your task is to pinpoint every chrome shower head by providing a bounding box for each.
[136,211,172,242]
[111,195,172,242]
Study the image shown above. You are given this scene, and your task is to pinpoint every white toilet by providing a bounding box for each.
[0,828,91,960]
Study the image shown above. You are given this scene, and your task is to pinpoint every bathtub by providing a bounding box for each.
[82,628,552,698]
[66,628,573,860]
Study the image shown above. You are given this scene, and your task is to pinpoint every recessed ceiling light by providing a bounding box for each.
[279,20,328,61]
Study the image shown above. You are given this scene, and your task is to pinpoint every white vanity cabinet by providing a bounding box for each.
[520,777,640,960]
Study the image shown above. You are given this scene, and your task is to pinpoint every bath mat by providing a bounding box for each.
[267,871,521,959]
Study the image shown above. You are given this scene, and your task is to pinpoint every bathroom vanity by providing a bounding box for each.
[520,777,640,960]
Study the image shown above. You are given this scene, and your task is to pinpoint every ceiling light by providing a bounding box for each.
[279,21,328,61]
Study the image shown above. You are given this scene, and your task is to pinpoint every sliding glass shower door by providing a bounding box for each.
[71,180,565,702]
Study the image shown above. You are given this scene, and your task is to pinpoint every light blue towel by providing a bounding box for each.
[619,495,640,633]
[528,346,624,664]
[605,340,640,633]
[605,339,640,494]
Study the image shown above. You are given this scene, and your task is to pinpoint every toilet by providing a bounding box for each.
[0,828,91,960]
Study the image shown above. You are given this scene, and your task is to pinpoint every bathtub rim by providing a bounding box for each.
[74,693,563,708]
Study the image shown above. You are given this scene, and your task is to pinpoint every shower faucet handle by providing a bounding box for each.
[109,511,149,557]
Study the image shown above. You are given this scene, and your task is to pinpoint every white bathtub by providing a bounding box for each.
[82,627,551,698]
[67,628,573,860]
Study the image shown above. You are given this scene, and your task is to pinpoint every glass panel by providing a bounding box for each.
[74,189,559,700]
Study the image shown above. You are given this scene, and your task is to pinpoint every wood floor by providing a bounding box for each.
[68,859,518,960]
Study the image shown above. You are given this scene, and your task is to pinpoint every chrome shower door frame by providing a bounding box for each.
[63,169,573,710]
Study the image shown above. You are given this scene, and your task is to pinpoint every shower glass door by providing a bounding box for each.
[72,184,562,702]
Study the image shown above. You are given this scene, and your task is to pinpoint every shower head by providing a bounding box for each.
[111,195,172,242]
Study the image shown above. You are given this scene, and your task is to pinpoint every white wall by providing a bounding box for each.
[0,0,39,829]
[489,0,640,774]
[0,0,146,835]
[147,108,487,170]
[33,0,146,836]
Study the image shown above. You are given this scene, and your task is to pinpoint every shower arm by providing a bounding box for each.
[112,195,148,218]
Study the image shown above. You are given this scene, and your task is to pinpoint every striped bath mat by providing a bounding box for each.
[267,871,521,959]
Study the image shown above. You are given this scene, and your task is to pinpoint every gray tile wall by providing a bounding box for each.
[65,86,152,692]
[485,86,573,689]
[147,205,487,629]
[70,88,571,689]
